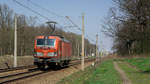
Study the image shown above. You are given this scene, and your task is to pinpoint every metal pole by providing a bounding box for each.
[14,15,17,67]
[81,13,85,71]
[96,34,98,62]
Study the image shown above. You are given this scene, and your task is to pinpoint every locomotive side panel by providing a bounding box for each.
[68,43,72,60]
[61,42,72,61]
[61,42,66,61]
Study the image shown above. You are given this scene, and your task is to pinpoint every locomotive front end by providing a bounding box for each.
[33,36,59,68]
[34,38,57,57]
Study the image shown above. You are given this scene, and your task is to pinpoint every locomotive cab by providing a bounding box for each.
[35,38,57,57]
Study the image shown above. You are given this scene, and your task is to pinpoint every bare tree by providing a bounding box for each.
[103,0,150,55]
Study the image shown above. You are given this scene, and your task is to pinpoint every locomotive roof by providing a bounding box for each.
[49,35,64,38]
[35,35,70,43]
[51,35,70,43]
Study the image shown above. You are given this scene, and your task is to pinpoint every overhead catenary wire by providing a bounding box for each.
[25,0,80,31]
[13,0,51,21]
[13,0,95,43]
[26,0,77,32]
[26,0,85,33]
[65,16,82,31]
[65,16,96,43]
[13,0,69,31]
[27,0,77,29]
[27,0,64,18]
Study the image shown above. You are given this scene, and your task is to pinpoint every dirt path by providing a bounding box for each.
[113,62,132,84]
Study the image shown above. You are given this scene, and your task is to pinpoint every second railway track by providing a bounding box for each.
[0,65,36,73]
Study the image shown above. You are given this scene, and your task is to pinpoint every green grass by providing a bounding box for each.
[118,62,150,84]
[57,60,121,84]
[125,58,150,71]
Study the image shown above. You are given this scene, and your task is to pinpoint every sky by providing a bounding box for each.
[0,0,114,52]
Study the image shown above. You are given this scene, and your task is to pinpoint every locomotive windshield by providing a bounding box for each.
[46,39,56,47]
[37,39,45,45]
[36,39,55,47]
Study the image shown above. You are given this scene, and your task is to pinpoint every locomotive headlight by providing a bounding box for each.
[47,52,57,56]
[37,52,43,56]
[47,52,54,56]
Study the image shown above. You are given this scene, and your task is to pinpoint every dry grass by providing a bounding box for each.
[0,56,33,69]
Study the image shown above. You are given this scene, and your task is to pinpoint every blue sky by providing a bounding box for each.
[0,0,114,52]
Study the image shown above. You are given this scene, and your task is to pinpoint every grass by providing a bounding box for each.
[118,62,150,84]
[125,58,150,71]
[57,60,121,84]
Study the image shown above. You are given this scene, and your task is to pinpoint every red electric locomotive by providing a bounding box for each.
[33,35,72,69]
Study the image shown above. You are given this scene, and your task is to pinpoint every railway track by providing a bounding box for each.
[0,65,36,73]
[0,59,94,84]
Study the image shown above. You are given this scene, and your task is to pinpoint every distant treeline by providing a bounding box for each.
[0,4,96,56]
[103,0,150,55]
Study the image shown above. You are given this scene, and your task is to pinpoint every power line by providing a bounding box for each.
[13,0,95,43]
[13,0,68,31]
[28,0,78,33]
[56,24,70,31]
[27,0,64,18]
[26,0,82,33]
[13,0,51,21]
[65,16,82,31]
[26,0,76,31]
[65,16,96,43]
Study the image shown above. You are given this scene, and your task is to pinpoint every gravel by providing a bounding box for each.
[10,61,93,84]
